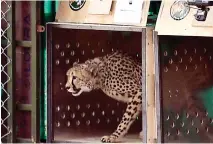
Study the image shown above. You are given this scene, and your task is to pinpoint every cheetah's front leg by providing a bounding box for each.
[101,97,142,143]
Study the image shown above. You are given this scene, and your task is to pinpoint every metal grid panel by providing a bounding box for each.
[1,0,15,142]
[158,36,213,143]
[47,24,145,143]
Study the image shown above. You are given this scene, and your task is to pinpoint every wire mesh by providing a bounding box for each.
[1,0,12,140]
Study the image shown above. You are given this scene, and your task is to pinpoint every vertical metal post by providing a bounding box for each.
[154,31,162,143]
[7,1,16,143]
[142,28,147,143]
[31,1,40,142]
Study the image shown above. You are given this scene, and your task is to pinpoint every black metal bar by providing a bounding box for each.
[47,24,53,143]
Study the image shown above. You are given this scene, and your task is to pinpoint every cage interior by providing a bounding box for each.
[159,36,213,143]
[50,26,143,143]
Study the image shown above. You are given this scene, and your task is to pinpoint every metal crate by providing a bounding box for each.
[47,23,148,143]
[154,33,213,143]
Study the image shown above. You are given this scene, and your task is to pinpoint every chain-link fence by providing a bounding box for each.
[1,0,12,141]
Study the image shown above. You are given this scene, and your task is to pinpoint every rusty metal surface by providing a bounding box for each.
[159,36,213,143]
[47,25,143,142]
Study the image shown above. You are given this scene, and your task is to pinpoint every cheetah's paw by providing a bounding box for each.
[101,135,119,143]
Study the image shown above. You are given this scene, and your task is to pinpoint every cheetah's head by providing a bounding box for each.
[65,58,102,96]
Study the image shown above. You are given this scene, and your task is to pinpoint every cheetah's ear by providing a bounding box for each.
[87,58,103,76]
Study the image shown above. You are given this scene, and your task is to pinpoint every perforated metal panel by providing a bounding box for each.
[158,36,213,143]
[47,23,145,143]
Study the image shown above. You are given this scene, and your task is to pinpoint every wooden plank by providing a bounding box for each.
[155,0,213,37]
[55,1,150,27]
[16,40,32,47]
[146,27,157,143]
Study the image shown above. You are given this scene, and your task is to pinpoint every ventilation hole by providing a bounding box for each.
[206,127,209,132]
[205,64,207,68]
[179,58,183,63]
[56,60,60,65]
[194,64,197,70]
[166,115,170,121]
[76,120,80,126]
[81,50,85,55]
[61,113,66,119]
[101,49,104,53]
[67,121,71,127]
[66,43,70,48]
[61,87,64,90]
[136,54,139,57]
[88,42,90,46]
[56,122,60,127]
[204,48,206,53]
[60,83,62,85]
[76,105,80,110]
[209,56,212,60]
[196,128,199,133]
[171,122,175,128]
[86,120,90,125]
[200,56,202,61]
[71,113,75,119]
[194,48,197,54]
[186,113,189,118]
[191,120,194,126]
[176,114,179,120]
[164,67,168,72]
[96,119,100,124]
[55,44,60,49]
[92,50,95,54]
[70,51,75,56]
[81,112,86,118]
[177,129,180,135]
[117,118,120,122]
[186,129,190,134]
[195,112,199,117]
[96,103,100,108]
[86,104,90,109]
[169,59,173,64]
[92,111,95,116]
[117,102,120,106]
[112,48,114,52]
[189,56,192,63]
[164,51,168,56]
[169,95,172,98]
[66,59,70,64]
[76,42,80,48]
[185,65,188,71]
[184,49,187,55]
[107,119,110,123]
[67,105,70,111]
[181,122,184,127]
[56,106,60,112]
[175,66,178,71]
[102,111,105,116]
[174,50,178,56]
[167,131,170,136]
[112,110,115,115]
[60,51,65,56]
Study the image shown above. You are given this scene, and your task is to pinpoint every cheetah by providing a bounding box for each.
[65,51,142,143]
